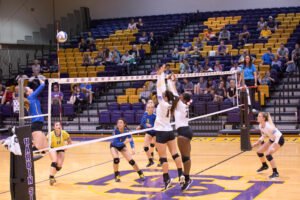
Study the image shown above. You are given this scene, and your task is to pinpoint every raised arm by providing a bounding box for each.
[167,74,179,97]
[156,65,167,102]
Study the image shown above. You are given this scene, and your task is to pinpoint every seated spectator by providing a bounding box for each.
[190,46,202,59]
[292,43,300,75]
[259,71,274,86]
[194,77,207,95]
[12,86,19,113]
[87,40,96,52]
[238,50,255,63]
[94,51,105,66]
[214,80,227,102]
[285,59,296,73]
[164,64,172,75]
[103,48,112,63]
[182,78,194,94]
[120,51,135,74]
[69,85,86,113]
[150,64,159,75]
[180,59,192,74]
[257,17,267,31]
[238,25,250,42]
[171,48,180,61]
[50,60,58,73]
[262,48,275,65]
[205,79,216,94]
[136,18,144,29]
[203,28,216,41]
[1,86,13,105]
[226,79,237,105]
[149,32,157,49]
[259,26,272,39]
[271,55,282,72]
[214,60,223,72]
[230,60,242,72]
[193,38,203,50]
[80,83,93,104]
[51,83,63,105]
[78,38,87,52]
[218,28,230,41]
[181,48,191,60]
[0,82,5,103]
[236,35,245,50]
[267,16,277,32]
[139,32,149,44]
[32,59,41,77]
[41,60,50,73]
[277,43,289,62]
[128,18,137,30]
[82,54,92,66]
[191,60,202,73]
[202,58,214,72]
[140,85,151,104]
[217,40,227,56]
[86,32,95,44]
[129,45,140,63]
[182,39,192,50]
[111,48,121,64]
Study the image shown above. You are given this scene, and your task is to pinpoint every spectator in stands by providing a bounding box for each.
[218,28,230,41]
[292,43,300,75]
[12,86,19,113]
[139,32,149,44]
[182,78,194,94]
[239,55,257,112]
[214,80,227,102]
[50,60,58,73]
[205,78,216,94]
[203,28,216,41]
[140,85,151,104]
[182,39,192,50]
[194,77,207,95]
[277,43,289,62]
[191,46,202,60]
[259,71,275,86]
[259,25,272,39]
[94,50,105,66]
[41,60,50,73]
[214,60,223,72]
[32,59,41,77]
[193,38,203,50]
[239,25,250,42]
[267,16,277,32]
[103,48,113,63]
[202,58,214,72]
[0,82,5,103]
[226,79,237,105]
[171,48,180,61]
[82,54,92,66]
[80,83,93,104]
[257,17,267,31]
[87,40,96,52]
[150,64,159,75]
[181,48,191,60]
[128,19,137,30]
[120,51,134,74]
[230,60,241,72]
[180,59,192,74]
[69,85,86,113]
[236,35,245,50]
[136,18,144,29]
[111,48,121,64]
[149,32,157,49]
[262,48,275,65]
[51,83,63,105]
[129,45,140,63]
[217,40,227,56]
[191,60,202,73]
[78,38,87,52]
[86,32,95,44]
[271,55,282,72]
[238,49,255,63]
[1,86,13,105]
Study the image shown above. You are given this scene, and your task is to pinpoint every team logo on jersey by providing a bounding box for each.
[77,169,283,199]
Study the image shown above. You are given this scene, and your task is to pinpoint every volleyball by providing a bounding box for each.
[56,31,68,43]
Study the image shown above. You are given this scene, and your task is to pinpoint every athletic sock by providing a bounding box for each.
[272,168,278,173]
[137,170,143,176]
[114,171,120,177]
[184,174,190,182]
[148,158,153,163]
[177,168,183,177]
[49,175,54,179]
[262,162,268,167]
[163,173,170,182]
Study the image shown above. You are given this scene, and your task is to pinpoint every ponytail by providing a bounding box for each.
[267,112,276,129]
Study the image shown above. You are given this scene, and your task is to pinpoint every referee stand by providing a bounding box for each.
[240,89,252,151]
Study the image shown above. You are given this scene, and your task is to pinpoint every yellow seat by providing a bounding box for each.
[86,67,95,72]
[68,67,77,72]
[128,95,139,104]
[117,95,128,104]
[96,66,105,72]
[230,49,239,56]
[259,65,270,72]
[264,43,274,49]
[60,67,68,73]
[78,71,87,77]
[258,85,269,98]
[250,48,260,55]
[77,67,86,72]
[43,73,50,78]
[125,88,136,95]
[254,43,264,49]
[69,72,78,78]
[88,71,97,77]
[136,88,144,95]
[51,73,59,78]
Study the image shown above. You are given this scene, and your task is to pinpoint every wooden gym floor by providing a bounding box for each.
[0,136,300,200]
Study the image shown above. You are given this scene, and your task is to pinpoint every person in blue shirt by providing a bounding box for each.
[239,55,258,112]
[137,103,156,167]
[25,78,48,152]
[110,118,145,182]
[80,83,93,104]
[262,48,275,65]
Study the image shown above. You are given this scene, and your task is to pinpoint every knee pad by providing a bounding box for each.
[159,157,167,165]
[51,162,58,168]
[113,158,120,164]
[144,146,149,152]
[182,156,190,163]
[129,159,135,166]
[150,143,155,148]
[172,153,180,160]
[56,167,62,171]
[266,154,273,161]
[257,152,264,158]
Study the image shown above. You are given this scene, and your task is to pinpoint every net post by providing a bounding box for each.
[48,79,53,147]
[10,126,36,200]
[19,78,25,126]
[240,89,252,151]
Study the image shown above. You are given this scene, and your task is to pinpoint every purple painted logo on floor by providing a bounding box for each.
[77,169,283,200]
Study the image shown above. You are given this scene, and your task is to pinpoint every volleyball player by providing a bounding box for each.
[24,77,48,160]
[110,118,145,182]
[49,122,72,185]
[138,103,156,167]
[168,74,193,191]
[154,64,185,190]
[252,112,285,179]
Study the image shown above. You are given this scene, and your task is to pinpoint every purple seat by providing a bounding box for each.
[123,110,135,124]
[135,110,145,124]
[41,104,48,114]
[207,102,219,114]
[99,111,111,125]
[51,104,61,116]
[111,110,123,123]
[132,103,144,111]
[193,102,206,115]
[220,101,233,111]
[107,102,119,111]
[63,104,74,117]
[227,112,240,123]
[120,103,131,111]
[1,105,13,117]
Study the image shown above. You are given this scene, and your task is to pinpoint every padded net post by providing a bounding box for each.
[240,90,252,151]
[10,126,36,200]
[18,78,25,126]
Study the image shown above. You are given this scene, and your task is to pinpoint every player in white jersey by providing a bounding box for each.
[167,74,193,191]
[252,112,285,179]
[154,64,185,191]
